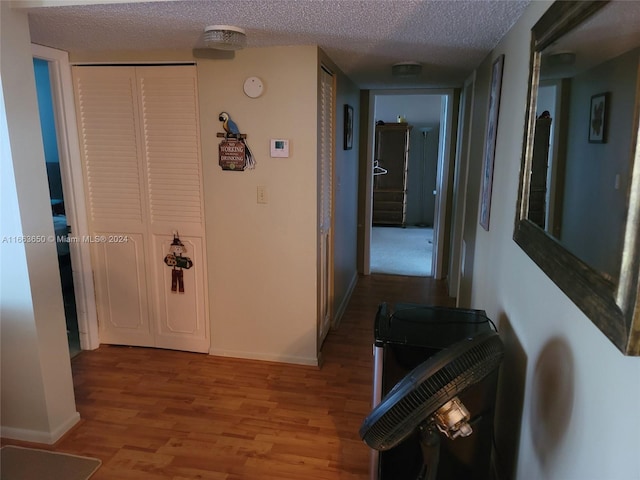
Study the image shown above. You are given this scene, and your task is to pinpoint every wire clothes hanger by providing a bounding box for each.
[373,160,388,176]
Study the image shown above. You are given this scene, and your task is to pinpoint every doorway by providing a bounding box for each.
[362,90,455,279]
[33,57,80,356]
[32,44,100,352]
[449,73,476,303]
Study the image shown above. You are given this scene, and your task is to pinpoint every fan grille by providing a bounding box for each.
[360,331,504,451]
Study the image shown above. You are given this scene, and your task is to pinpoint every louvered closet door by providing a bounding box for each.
[137,66,208,353]
[73,67,153,347]
[318,66,334,346]
[73,65,209,353]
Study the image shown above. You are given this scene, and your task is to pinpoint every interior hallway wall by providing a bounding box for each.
[197,46,320,365]
[0,2,79,444]
[324,51,361,325]
[467,2,640,479]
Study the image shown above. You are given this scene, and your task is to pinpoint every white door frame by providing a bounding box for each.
[449,72,476,301]
[32,44,99,350]
[363,88,456,279]
[318,64,335,347]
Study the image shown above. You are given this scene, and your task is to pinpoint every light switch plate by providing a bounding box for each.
[257,185,267,204]
[270,139,290,158]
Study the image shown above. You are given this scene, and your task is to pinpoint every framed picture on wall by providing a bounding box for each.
[479,54,505,231]
[344,104,354,150]
[588,92,608,143]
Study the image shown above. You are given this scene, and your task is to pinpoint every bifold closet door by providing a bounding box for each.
[72,65,209,353]
[318,66,334,346]
[137,66,208,353]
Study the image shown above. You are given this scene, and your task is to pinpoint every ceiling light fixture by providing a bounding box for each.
[546,51,576,67]
[392,61,423,77]
[204,25,247,51]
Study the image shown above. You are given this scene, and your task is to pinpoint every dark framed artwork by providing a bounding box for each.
[588,92,608,143]
[479,54,505,231]
[344,104,353,150]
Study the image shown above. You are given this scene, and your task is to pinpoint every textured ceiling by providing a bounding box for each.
[24,0,531,88]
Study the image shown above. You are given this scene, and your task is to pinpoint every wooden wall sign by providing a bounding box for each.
[219,139,246,171]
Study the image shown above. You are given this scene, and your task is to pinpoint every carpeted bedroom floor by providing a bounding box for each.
[370,226,433,277]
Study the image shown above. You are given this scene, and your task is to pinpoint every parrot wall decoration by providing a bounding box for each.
[218,111,255,169]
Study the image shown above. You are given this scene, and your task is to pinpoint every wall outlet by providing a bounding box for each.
[257,185,268,204]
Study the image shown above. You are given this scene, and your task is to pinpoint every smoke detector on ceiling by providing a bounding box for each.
[204,25,247,51]
[392,61,423,77]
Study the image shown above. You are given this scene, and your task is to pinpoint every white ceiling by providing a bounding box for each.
[22,0,531,89]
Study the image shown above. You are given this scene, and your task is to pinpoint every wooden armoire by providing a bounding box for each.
[528,116,552,229]
[373,123,412,226]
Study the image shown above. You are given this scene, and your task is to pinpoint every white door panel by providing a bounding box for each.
[94,233,153,346]
[152,235,208,353]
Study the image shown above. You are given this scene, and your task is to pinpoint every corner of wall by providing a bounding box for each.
[1,1,79,444]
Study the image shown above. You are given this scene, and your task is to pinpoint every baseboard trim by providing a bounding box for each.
[209,348,319,367]
[1,411,80,445]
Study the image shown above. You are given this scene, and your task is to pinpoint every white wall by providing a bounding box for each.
[329,55,360,323]
[374,94,442,126]
[468,2,640,479]
[0,2,79,444]
[197,46,320,365]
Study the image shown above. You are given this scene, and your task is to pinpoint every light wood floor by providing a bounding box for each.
[4,274,454,480]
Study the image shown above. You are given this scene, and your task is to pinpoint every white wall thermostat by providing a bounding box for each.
[243,76,264,98]
[270,139,290,158]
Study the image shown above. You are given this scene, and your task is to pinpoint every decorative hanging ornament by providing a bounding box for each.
[164,233,193,293]
[217,111,255,171]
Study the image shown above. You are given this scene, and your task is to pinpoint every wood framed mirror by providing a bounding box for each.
[514,0,640,355]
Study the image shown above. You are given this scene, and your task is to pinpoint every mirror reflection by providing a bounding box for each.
[527,1,640,282]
